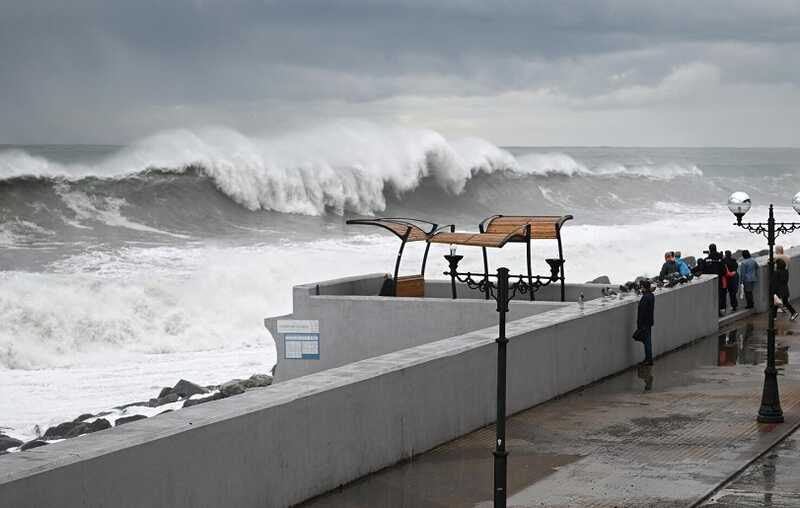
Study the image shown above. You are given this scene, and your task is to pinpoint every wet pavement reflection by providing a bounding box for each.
[301,312,800,507]
[718,321,790,367]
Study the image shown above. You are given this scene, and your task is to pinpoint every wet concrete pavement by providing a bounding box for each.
[702,429,800,507]
[301,310,800,508]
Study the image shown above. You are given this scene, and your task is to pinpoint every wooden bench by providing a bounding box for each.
[394,274,425,298]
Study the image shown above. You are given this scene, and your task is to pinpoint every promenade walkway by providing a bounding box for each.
[302,310,800,507]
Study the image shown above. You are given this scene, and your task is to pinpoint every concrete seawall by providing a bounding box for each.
[0,275,718,508]
[266,274,572,381]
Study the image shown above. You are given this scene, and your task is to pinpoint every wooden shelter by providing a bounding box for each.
[429,215,573,301]
[347,214,573,300]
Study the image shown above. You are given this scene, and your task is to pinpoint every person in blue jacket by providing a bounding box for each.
[737,250,759,309]
[636,280,655,366]
[675,251,692,277]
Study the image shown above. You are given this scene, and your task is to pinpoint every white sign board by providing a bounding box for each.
[284,333,320,360]
[277,319,319,334]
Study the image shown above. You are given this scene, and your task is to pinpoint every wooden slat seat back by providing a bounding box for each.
[483,216,570,240]
[395,274,425,297]
[346,218,433,242]
[428,231,515,248]
[380,221,429,241]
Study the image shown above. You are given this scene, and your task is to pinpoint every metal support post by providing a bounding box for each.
[494,267,509,508]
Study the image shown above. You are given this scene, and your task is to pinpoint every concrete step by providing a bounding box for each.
[719,308,755,328]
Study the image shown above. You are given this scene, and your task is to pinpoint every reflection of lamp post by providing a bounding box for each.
[442,262,563,508]
[727,191,800,423]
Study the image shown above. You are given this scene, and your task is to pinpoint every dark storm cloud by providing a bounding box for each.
[0,1,798,144]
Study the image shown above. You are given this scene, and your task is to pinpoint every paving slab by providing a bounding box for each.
[301,311,800,508]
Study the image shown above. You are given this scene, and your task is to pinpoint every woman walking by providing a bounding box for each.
[773,258,798,321]
[724,250,739,312]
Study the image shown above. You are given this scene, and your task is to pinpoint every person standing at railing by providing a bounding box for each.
[636,280,655,366]
[724,250,739,312]
[702,244,727,316]
[738,250,759,309]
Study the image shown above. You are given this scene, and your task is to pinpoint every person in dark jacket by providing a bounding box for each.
[702,244,727,315]
[659,251,679,279]
[773,258,798,320]
[724,250,739,312]
[637,280,655,365]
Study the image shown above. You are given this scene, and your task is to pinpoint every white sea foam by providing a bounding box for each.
[515,152,703,179]
[0,122,704,217]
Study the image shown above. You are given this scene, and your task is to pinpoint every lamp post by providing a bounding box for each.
[444,245,464,299]
[727,191,800,423]
[443,261,563,508]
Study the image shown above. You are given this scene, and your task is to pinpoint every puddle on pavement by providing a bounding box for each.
[582,315,797,397]
[718,321,791,367]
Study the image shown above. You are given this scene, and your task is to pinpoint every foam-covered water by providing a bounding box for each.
[1,122,798,441]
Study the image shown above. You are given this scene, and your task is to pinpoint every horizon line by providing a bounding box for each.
[2,143,800,150]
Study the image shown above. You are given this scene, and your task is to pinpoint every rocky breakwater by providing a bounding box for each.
[1,373,273,455]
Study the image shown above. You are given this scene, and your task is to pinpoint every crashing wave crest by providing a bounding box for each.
[0,122,703,216]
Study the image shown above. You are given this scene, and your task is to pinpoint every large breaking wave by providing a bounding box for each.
[0,122,704,218]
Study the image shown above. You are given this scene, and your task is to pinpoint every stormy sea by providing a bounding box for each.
[1,121,797,442]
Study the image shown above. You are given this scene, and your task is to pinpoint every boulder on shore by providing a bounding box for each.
[220,380,246,397]
[20,440,49,451]
[586,275,611,285]
[115,415,148,426]
[73,413,94,423]
[148,392,180,407]
[0,434,23,451]
[241,374,273,389]
[64,418,111,439]
[43,421,83,439]
[173,379,208,398]
[158,387,176,399]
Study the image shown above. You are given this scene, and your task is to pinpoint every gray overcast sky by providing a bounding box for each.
[1,0,799,146]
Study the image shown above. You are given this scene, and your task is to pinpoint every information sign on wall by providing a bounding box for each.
[278,320,320,360]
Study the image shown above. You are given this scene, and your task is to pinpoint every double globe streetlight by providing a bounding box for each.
[727,191,800,423]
